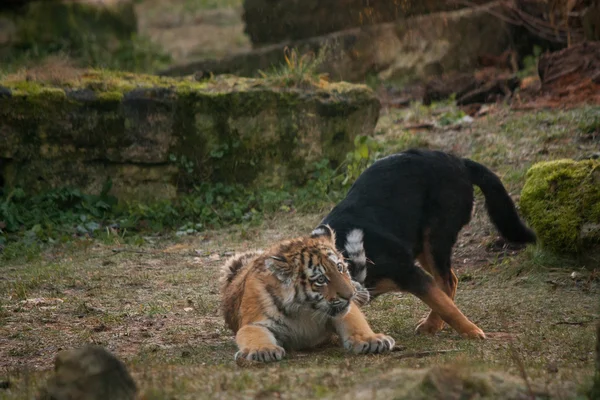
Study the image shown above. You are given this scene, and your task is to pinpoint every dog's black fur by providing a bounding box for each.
[317,149,536,338]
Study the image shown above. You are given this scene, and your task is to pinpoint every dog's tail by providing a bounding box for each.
[463,158,537,244]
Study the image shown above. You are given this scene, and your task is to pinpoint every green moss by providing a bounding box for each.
[1,69,379,200]
[97,91,124,102]
[31,87,67,101]
[5,80,46,95]
[0,70,374,99]
[520,159,600,254]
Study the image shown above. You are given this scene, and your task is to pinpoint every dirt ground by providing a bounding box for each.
[1,1,599,398]
[1,103,598,399]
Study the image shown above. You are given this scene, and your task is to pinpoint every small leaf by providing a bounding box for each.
[85,222,101,232]
[100,178,113,197]
[358,143,369,159]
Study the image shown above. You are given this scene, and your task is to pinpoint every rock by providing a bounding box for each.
[0,0,136,59]
[242,0,475,47]
[37,345,136,400]
[162,2,510,84]
[0,71,380,202]
[332,365,548,400]
[520,159,600,254]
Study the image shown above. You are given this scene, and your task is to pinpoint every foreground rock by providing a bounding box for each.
[162,2,509,84]
[332,365,547,400]
[520,159,600,254]
[0,71,380,201]
[37,345,136,400]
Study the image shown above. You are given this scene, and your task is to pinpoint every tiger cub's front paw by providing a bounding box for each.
[234,344,286,363]
[343,333,395,354]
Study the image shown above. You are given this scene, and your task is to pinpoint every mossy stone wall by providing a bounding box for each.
[0,71,380,202]
[520,159,600,254]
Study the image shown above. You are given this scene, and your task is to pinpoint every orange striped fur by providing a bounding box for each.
[219,225,395,362]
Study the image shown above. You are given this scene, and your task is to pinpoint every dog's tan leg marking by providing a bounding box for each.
[416,247,447,334]
[372,278,401,296]
[415,234,462,335]
[416,285,485,339]
[369,242,480,339]
[334,302,395,354]
[449,269,458,299]
[235,324,285,362]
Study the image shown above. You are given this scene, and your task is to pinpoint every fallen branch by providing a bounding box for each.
[553,320,590,326]
[111,248,157,255]
[401,123,436,131]
[392,348,462,359]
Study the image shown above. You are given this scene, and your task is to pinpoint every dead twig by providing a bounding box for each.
[553,320,590,326]
[392,348,462,359]
[401,123,436,131]
[111,248,157,255]
[501,314,535,400]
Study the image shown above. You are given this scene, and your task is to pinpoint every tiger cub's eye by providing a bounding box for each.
[316,276,327,285]
[337,262,344,272]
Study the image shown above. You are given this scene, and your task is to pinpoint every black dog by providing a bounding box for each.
[314,149,536,339]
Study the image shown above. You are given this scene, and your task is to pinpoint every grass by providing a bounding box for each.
[258,46,331,88]
[0,214,597,398]
[1,0,598,395]
[1,102,599,398]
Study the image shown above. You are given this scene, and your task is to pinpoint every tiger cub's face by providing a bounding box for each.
[266,224,369,318]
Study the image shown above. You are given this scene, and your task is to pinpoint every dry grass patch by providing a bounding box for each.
[1,210,597,398]
[1,107,599,398]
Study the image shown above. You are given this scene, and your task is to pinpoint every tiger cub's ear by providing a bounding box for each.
[265,255,294,284]
[310,224,336,243]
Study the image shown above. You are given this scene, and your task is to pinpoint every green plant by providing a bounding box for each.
[578,114,600,141]
[1,34,171,76]
[518,45,542,79]
[0,135,383,260]
[258,46,329,87]
[342,135,381,185]
[0,181,117,257]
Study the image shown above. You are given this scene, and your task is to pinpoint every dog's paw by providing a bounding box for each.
[415,317,445,335]
[234,345,286,363]
[343,333,395,354]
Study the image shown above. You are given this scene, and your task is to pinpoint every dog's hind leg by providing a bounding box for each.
[414,278,485,339]
[415,233,458,335]
[375,261,484,339]
[415,250,447,334]
[370,245,484,339]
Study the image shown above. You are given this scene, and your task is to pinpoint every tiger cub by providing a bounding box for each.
[219,224,395,362]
